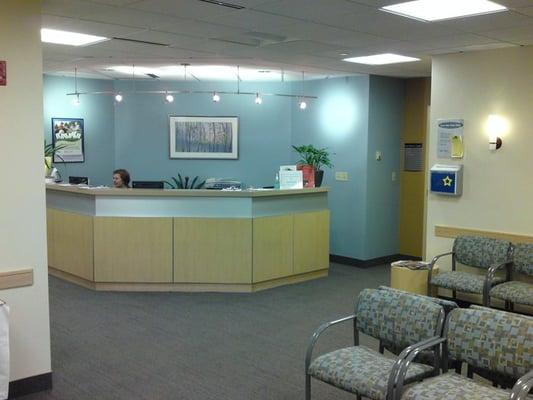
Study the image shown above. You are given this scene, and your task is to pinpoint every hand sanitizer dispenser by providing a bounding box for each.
[430,164,463,196]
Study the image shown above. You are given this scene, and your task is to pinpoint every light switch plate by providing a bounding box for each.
[335,171,349,181]
[375,151,382,161]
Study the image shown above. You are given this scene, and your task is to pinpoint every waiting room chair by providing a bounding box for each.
[305,288,445,400]
[427,235,512,306]
[393,306,533,400]
[489,242,533,311]
[377,286,458,368]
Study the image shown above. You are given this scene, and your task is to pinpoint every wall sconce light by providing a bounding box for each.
[486,114,507,151]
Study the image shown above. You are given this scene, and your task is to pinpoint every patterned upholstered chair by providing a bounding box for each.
[376,286,458,367]
[427,235,512,305]
[393,307,533,400]
[305,288,445,400]
[489,243,533,311]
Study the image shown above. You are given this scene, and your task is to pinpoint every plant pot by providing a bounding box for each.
[297,164,315,187]
[315,170,324,187]
[45,156,52,177]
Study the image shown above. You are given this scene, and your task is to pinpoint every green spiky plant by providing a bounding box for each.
[292,144,333,171]
[44,140,67,171]
[164,173,206,189]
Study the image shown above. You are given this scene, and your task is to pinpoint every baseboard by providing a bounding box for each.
[8,372,52,398]
[330,253,421,268]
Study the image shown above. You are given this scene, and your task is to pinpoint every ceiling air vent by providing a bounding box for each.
[197,0,245,10]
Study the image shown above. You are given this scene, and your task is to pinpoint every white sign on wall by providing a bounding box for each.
[437,119,464,158]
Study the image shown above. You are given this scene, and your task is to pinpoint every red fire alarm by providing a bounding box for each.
[0,61,6,86]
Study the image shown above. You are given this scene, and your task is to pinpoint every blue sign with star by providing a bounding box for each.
[431,172,456,194]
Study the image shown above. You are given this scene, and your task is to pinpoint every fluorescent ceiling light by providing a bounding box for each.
[343,53,420,65]
[41,28,108,46]
[381,0,507,22]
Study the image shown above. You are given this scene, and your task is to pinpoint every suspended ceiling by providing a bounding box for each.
[42,0,533,80]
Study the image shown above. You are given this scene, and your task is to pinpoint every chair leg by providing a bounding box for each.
[510,302,515,312]
[452,290,457,300]
[356,395,362,400]
[467,364,473,379]
[305,374,311,400]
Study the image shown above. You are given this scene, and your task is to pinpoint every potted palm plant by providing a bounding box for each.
[44,140,66,177]
[292,144,333,187]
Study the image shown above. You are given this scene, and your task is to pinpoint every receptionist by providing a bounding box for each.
[112,169,130,188]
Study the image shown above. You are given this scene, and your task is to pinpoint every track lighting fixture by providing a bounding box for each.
[66,66,318,106]
[73,93,80,106]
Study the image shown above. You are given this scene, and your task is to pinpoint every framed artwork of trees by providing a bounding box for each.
[169,116,238,159]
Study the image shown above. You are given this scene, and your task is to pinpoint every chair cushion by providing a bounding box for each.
[356,288,443,350]
[430,271,505,294]
[490,281,533,306]
[513,243,533,276]
[454,236,511,269]
[401,372,511,400]
[308,346,433,400]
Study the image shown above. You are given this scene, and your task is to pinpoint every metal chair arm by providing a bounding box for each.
[484,260,513,306]
[510,370,533,400]
[388,336,446,400]
[304,314,356,373]
[427,251,454,292]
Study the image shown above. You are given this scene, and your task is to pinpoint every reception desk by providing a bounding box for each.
[46,184,329,292]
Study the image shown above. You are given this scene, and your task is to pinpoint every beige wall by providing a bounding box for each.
[426,47,533,268]
[0,0,52,381]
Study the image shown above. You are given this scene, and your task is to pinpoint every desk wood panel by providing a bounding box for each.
[294,210,330,274]
[253,215,293,283]
[47,209,94,280]
[94,217,173,282]
[174,218,252,283]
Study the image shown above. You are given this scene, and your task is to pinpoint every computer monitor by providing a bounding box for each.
[69,176,89,185]
[132,180,164,189]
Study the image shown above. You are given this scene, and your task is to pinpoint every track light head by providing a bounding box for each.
[114,93,123,103]
[165,93,174,103]
[212,92,220,102]
[255,93,262,105]
[73,93,80,106]
[299,100,307,110]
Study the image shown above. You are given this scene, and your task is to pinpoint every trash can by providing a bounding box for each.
[390,260,439,296]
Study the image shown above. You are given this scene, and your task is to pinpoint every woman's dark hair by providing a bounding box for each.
[113,169,130,187]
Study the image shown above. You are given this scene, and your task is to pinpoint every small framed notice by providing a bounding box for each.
[0,61,6,86]
[279,170,303,189]
[404,143,423,172]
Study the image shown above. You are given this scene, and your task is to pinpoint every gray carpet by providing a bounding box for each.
[19,263,389,400]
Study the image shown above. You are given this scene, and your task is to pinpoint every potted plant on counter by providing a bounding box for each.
[44,140,66,178]
[292,144,333,187]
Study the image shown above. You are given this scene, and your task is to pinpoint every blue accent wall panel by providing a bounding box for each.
[43,76,115,186]
[291,76,370,259]
[113,80,293,188]
[366,75,405,259]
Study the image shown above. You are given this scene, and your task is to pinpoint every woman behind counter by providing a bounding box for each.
[112,169,130,188]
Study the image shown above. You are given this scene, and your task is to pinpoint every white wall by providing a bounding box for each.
[426,46,533,268]
[0,0,52,381]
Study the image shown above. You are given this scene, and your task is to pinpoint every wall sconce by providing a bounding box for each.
[486,114,507,151]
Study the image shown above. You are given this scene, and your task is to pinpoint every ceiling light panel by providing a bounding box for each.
[381,0,507,22]
[41,28,109,46]
[343,53,420,65]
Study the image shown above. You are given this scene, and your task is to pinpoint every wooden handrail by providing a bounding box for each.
[435,225,533,244]
[0,268,33,290]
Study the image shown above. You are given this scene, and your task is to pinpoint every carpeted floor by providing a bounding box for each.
[19,263,389,400]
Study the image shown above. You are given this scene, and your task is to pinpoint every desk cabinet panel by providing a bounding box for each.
[294,210,330,274]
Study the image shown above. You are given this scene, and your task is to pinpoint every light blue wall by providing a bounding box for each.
[291,76,370,259]
[366,76,404,259]
[113,80,293,188]
[43,76,115,186]
[43,74,405,261]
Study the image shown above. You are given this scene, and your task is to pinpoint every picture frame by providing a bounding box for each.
[169,116,238,159]
[52,117,85,163]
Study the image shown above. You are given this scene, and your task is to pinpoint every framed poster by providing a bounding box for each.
[169,116,238,159]
[52,118,84,162]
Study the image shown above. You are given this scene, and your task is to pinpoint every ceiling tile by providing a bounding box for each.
[482,24,533,44]
[437,10,533,33]
[129,0,245,19]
